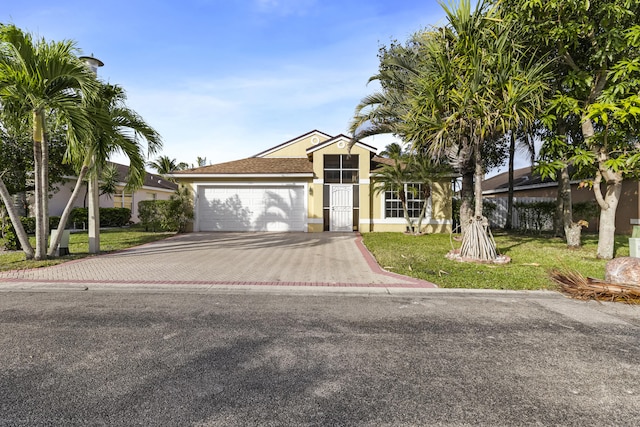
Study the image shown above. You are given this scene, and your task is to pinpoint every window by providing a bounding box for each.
[323,155,359,183]
[385,184,428,218]
[113,190,133,211]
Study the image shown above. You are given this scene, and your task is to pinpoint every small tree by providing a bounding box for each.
[161,187,193,233]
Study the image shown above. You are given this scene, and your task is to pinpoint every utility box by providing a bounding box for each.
[50,229,71,256]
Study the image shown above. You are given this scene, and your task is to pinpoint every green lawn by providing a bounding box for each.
[0,227,174,272]
[362,231,629,290]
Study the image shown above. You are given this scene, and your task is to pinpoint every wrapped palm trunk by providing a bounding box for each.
[460,215,498,260]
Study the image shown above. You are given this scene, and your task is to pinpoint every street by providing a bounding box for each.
[0,289,638,426]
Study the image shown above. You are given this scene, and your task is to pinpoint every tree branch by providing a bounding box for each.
[593,169,608,210]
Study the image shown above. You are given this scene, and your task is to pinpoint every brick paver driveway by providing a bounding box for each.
[0,232,436,288]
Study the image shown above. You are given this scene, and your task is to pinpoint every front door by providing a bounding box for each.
[330,185,353,231]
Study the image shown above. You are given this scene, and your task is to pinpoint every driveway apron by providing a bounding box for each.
[0,232,436,288]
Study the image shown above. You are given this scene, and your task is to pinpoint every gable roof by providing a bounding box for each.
[253,130,333,158]
[109,162,178,191]
[171,157,314,176]
[306,134,377,155]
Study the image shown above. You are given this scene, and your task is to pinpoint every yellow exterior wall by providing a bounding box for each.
[262,132,330,158]
[364,178,453,234]
[308,140,373,232]
[175,134,453,234]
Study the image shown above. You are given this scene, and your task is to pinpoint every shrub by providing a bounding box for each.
[69,207,130,228]
[1,221,19,250]
[138,187,193,233]
[573,201,599,224]
[21,216,36,234]
[163,187,194,233]
[514,201,555,233]
[138,200,166,232]
[100,208,131,227]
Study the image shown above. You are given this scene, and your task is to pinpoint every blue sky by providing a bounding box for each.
[3,1,448,167]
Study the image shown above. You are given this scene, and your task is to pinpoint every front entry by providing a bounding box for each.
[330,184,353,231]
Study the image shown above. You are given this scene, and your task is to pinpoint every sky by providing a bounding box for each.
[3,0,450,169]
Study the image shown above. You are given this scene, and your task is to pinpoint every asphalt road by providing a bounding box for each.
[0,289,638,426]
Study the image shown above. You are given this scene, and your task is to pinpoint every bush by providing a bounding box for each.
[1,221,19,250]
[573,201,599,225]
[21,216,36,234]
[514,201,556,233]
[100,208,131,227]
[138,187,193,233]
[138,200,167,232]
[69,207,130,228]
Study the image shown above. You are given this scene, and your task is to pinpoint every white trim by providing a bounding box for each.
[173,173,313,179]
[313,178,324,184]
[139,184,175,193]
[379,184,433,221]
[631,219,640,225]
[306,135,377,155]
[359,179,370,184]
[254,130,332,157]
[482,179,582,195]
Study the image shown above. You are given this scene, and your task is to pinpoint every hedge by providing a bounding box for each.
[69,207,131,228]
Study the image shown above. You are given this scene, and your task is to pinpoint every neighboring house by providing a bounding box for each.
[48,162,178,224]
[482,166,640,234]
[171,130,454,233]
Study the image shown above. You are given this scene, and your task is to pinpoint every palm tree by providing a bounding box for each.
[409,154,453,233]
[404,0,549,260]
[148,155,188,179]
[372,160,414,232]
[0,24,100,259]
[48,83,161,257]
[379,142,406,161]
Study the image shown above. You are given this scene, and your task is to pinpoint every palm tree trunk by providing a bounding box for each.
[0,177,35,259]
[505,132,515,229]
[459,169,474,233]
[47,165,89,257]
[473,138,484,218]
[415,186,431,234]
[399,192,413,233]
[32,109,47,260]
[461,137,498,261]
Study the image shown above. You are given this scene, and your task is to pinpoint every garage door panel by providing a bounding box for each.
[198,186,305,232]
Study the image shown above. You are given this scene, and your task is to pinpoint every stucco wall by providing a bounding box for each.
[262,132,330,158]
[365,178,453,234]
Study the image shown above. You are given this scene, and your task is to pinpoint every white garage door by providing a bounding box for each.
[198,185,306,232]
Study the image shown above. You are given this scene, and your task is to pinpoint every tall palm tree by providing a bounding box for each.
[0,24,100,259]
[405,0,549,260]
[48,83,161,257]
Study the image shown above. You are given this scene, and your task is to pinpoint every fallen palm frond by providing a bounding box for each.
[550,269,640,304]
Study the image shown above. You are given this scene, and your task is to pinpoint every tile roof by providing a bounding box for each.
[109,162,178,191]
[172,157,314,175]
[482,166,552,192]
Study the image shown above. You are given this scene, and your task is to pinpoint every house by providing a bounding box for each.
[482,166,640,234]
[171,130,454,233]
[48,162,178,223]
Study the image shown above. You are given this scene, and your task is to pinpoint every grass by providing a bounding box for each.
[0,226,174,272]
[361,231,630,290]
